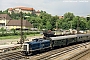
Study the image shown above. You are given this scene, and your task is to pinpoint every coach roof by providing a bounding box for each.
[49,35,77,41]
[77,33,90,37]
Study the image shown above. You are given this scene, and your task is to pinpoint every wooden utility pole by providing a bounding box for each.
[20,12,24,44]
[56,21,58,35]
[77,17,80,34]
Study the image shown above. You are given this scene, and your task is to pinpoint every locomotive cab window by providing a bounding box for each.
[23,45,27,50]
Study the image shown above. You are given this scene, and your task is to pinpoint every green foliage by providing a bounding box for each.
[0,31,40,37]
[0,27,6,31]
[0,9,90,30]
[8,12,21,20]
[64,12,75,21]
[46,21,52,30]
[0,10,3,14]
[11,28,16,34]
[86,20,90,30]
[0,27,6,36]
[3,9,8,14]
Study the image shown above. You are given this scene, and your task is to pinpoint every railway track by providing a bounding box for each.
[0,49,25,60]
[0,42,90,60]
[67,44,90,60]
[29,42,90,60]
[68,49,90,60]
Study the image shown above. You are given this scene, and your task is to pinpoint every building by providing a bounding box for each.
[8,6,35,14]
[6,20,32,30]
[0,14,12,29]
[35,10,41,16]
[59,16,64,19]
[86,15,90,21]
[0,14,32,30]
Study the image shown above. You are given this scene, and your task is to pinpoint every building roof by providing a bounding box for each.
[0,14,12,20]
[59,16,64,19]
[20,7,34,11]
[6,20,32,27]
[8,8,13,11]
[8,7,34,11]
[35,10,41,13]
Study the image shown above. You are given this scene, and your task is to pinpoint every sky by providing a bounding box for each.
[0,0,90,16]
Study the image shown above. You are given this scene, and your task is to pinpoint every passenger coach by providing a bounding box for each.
[48,35,77,48]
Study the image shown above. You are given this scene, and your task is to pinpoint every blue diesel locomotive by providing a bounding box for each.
[22,38,51,55]
[22,33,90,55]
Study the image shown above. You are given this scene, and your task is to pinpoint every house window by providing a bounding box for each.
[3,17,6,20]
[0,17,2,20]
[2,23,5,26]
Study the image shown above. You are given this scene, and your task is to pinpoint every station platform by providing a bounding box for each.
[0,44,21,53]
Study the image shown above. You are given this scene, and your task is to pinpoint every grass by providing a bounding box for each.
[0,35,20,40]
[0,34,41,40]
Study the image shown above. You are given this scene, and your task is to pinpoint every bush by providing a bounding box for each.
[0,31,40,37]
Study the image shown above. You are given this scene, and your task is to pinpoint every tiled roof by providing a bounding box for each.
[8,8,13,11]
[8,7,34,11]
[0,14,12,20]
[36,10,41,13]
[6,20,32,27]
[20,7,34,11]
[59,16,64,19]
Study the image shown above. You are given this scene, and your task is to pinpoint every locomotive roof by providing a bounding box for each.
[49,35,77,41]
[25,39,50,45]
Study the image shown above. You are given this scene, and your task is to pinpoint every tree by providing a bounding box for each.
[86,20,90,30]
[62,22,69,29]
[72,16,79,29]
[57,19,63,29]
[79,17,87,30]
[0,27,6,36]
[64,12,75,21]
[39,11,53,29]
[51,16,59,29]
[46,21,52,30]
[3,9,8,14]
[11,28,16,35]
[0,10,3,14]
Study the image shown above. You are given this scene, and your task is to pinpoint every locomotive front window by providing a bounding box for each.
[23,45,27,50]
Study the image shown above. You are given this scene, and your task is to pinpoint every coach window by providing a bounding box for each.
[79,37,80,39]
[72,38,75,41]
[77,37,79,39]
[75,37,77,40]
[53,41,55,44]
[61,39,64,42]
